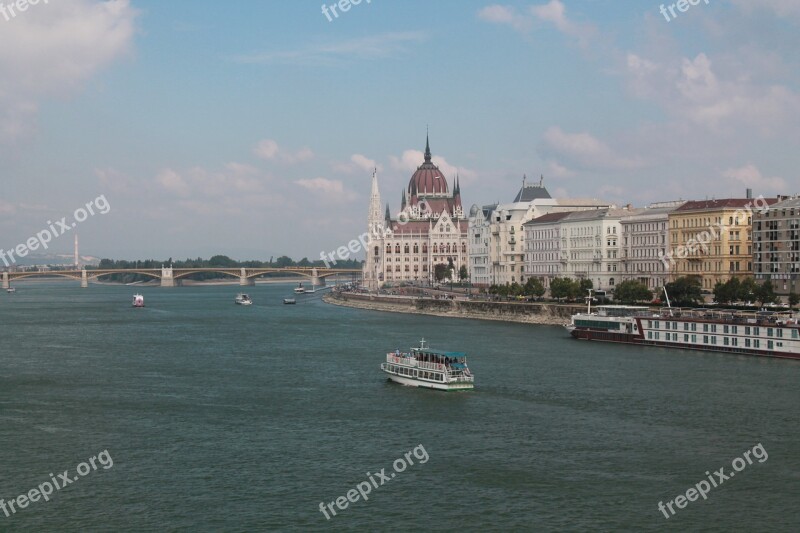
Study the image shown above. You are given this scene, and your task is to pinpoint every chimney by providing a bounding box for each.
[746,188,753,199]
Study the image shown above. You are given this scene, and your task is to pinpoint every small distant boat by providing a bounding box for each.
[235,293,253,306]
[380,339,475,391]
[132,294,145,308]
[283,298,296,305]
[6,288,16,293]
[293,283,305,294]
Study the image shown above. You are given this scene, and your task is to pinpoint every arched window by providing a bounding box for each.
[386,244,392,253]
[395,244,400,253]
[404,244,409,253]
[413,244,419,253]
[433,244,438,253]
[462,243,467,253]
[374,246,379,256]
[422,244,428,253]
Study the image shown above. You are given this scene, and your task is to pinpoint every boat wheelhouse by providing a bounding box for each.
[294,283,305,294]
[235,293,253,305]
[380,339,474,391]
[566,305,800,360]
[132,294,145,308]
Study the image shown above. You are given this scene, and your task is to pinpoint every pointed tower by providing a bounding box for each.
[364,168,384,290]
[367,168,382,236]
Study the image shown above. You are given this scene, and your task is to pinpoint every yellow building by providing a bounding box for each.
[663,198,776,291]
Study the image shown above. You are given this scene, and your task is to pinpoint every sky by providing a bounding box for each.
[1,0,798,262]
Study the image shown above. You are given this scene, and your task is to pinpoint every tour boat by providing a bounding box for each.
[6,288,15,293]
[235,293,253,306]
[283,298,296,304]
[293,283,305,294]
[566,299,800,360]
[380,339,474,391]
[132,294,145,308]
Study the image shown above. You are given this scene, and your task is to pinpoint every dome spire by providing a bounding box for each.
[424,128,431,163]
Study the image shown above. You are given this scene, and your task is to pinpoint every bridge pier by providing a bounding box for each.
[240,268,255,286]
[81,269,88,288]
[161,266,175,287]
[2,272,8,289]
[311,268,326,287]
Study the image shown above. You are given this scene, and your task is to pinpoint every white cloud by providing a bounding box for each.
[155,169,190,196]
[729,0,800,19]
[253,139,313,164]
[722,164,787,194]
[0,0,138,145]
[541,127,645,170]
[478,1,595,45]
[295,177,357,201]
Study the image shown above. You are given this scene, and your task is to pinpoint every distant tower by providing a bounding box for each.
[364,168,384,290]
[74,234,79,268]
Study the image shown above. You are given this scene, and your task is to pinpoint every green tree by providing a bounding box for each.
[434,263,449,282]
[737,277,757,303]
[549,277,571,300]
[579,278,593,293]
[754,280,777,307]
[459,264,468,281]
[665,276,703,306]
[614,280,652,304]
[523,277,546,298]
[789,291,799,309]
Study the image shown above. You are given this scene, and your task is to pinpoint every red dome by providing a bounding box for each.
[408,135,449,195]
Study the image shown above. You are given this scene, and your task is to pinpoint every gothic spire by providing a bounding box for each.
[424,130,432,163]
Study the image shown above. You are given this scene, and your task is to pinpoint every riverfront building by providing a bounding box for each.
[619,202,685,290]
[666,198,778,291]
[753,195,800,298]
[468,178,611,287]
[363,136,468,289]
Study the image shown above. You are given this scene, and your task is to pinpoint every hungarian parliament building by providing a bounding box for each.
[363,136,468,289]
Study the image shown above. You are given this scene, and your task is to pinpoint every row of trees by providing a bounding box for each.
[94,255,363,283]
[712,278,787,307]
[488,277,547,298]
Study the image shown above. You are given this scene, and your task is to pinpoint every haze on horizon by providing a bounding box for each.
[1,0,798,262]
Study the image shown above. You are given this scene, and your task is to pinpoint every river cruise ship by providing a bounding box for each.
[380,339,474,391]
[566,305,800,360]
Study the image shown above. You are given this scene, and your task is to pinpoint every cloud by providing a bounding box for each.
[541,127,645,170]
[478,1,596,45]
[477,5,531,31]
[253,139,314,164]
[332,154,382,174]
[231,32,426,66]
[0,0,138,145]
[295,177,357,201]
[389,149,477,183]
[625,52,800,132]
[0,200,16,216]
[155,169,190,196]
[721,164,787,194]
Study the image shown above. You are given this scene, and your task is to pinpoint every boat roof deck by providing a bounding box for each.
[597,306,799,326]
[410,348,467,358]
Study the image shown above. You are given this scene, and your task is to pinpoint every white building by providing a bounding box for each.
[523,211,572,288]
[619,202,684,290]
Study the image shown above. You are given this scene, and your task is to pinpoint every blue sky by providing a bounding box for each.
[1,0,799,261]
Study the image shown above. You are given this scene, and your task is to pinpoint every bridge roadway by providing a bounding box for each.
[2,266,362,288]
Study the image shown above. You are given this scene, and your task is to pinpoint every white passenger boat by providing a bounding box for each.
[235,293,253,305]
[294,283,305,294]
[380,339,474,391]
[6,287,16,293]
[132,294,145,308]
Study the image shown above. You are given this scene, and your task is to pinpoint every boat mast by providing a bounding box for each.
[663,285,673,316]
[586,289,593,314]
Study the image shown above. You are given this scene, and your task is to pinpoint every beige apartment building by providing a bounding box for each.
[665,198,777,291]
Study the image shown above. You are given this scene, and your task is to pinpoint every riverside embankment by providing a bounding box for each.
[323,291,584,326]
